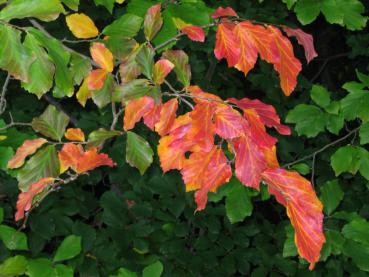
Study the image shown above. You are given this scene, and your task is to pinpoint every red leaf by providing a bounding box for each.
[182,25,205,42]
[233,135,267,189]
[15,177,54,221]
[282,26,318,63]
[143,103,162,130]
[124,96,155,131]
[90,42,114,72]
[64,128,85,142]
[155,99,178,136]
[214,23,241,67]
[211,7,238,18]
[86,69,107,90]
[214,105,247,139]
[267,26,302,96]
[58,143,84,173]
[181,146,232,210]
[230,97,291,135]
[7,138,48,169]
[261,168,325,270]
[187,85,222,104]
[153,59,174,85]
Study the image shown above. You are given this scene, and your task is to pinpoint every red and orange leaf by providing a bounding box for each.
[90,42,114,72]
[186,102,216,152]
[58,143,84,173]
[86,69,107,90]
[7,138,48,169]
[75,147,115,173]
[124,96,155,131]
[155,99,178,136]
[214,23,241,67]
[143,103,162,130]
[182,25,205,42]
[282,26,318,63]
[267,26,302,96]
[214,105,247,139]
[15,177,54,221]
[144,3,163,41]
[230,97,291,135]
[153,59,175,85]
[233,135,267,189]
[263,145,280,169]
[187,85,222,104]
[211,6,238,18]
[261,168,325,270]
[64,128,85,142]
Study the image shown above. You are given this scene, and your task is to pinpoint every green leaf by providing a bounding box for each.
[21,33,55,98]
[17,145,60,191]
[113,79,152,102]
[294,0,321,25]
[283,225,297,257]
[31,105,70,141]
[110,268,138,277]
[127,0,156,17]
[341,81,369,122]
[342,219,369,246]
[282,0,296,9]
[162,50,191,87]
[356,70,369,87]
[136,45,155,79]
[0,146,14,171]
[0,225,28,250]
[87,128,122,149]
[0,0,65,22]
[61,0,80,11]
[142,261,163,277]
[103,14,143,38]
[326,114,344,135]
[54,264,74,277]
[0,208,3,224]
[0,255,27,277]
[26,258,54,277]
[28,28,74,98]
[359,122,369,145]
[91,73,115,109]
[291,163,310,175]
[310,84,331,108]
[331,146,362,176]
[94,0,116,13]
[53,235,82,262]
[69,53,91,86]
[286,104,327,137]
[320,180,344,215]
[343,240,369,272]
[0,24,33,82]
[126,131,153,175]
[225,182,253,224]
[320,230,345,260]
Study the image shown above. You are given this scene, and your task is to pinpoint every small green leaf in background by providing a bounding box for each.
[61,0,80,11]
[0,208,3,224]
[113,79,152,102]
[109,267,138,277]
[311,84,331,108]
[340,81,369,122]
[87,128,122,149]
[0,255,27,277]
[225,181,253,224]
[94,0,116,13]
[320,180,344,215]
[126,131,154,175]
[26,258,54,277]
[142,261,163,277]
[331,146,361,176]
[283,225,297,257]
[291,163,310,175]
[359,122,369,145]
[0,225,28,250]
[53,235,82,262]
[343,240,369,272]
[342,219,369,246]
[103,14,143,38]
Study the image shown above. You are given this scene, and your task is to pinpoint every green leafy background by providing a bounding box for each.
[0,0,368,276]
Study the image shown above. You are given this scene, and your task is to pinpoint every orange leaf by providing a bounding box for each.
[263,145,280,169]
[7,138,48,169]
[211,7,238,18]
[15,177,54,221]
[182,25,205,42]
[124,96,155,131]
[143,102,162,130]
[58,143,84,173]
[181,146,231,210]
[267,26,302,96]
[90,42,114,72]
[233,135,267,189]
[66,13,99,39]
[64,128,85,142]
[155,99,178,136]
[187,85,222,104]
[261,168,325,270]
[86,69,107,90]
[153,59,174,85]
[214,105,247,139]
[282,26,318,63]
[214,23,241,67]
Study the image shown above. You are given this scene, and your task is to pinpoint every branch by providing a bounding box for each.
[110,102,124,130]
[283,126,360,168]
[0,113,32,132]
[0,73,10,115]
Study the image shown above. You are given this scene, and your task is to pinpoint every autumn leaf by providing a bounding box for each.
[187,85,222,104]
[155,99,178,136]
[76,78,92,107]
[66,13,99,39]
[124,96,155,131]
[214,105,247,139]
[86,69,107,90]
[211,6,238,18]
[15,177,54,221]
[143,102,162,130]
[144,4,163,41]
[282,26,318,63]
[182,26,205,42]
[261,168,325,270]
[58,143,84,173]
[7,138,48,169]
[90,42,114,72]
[214,23,241,67]
[153,59,174,85]
[64,128,85,142]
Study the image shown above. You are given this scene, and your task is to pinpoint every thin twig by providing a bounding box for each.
[0,73,10,115]
[110,102,124,130]
[0,112,32,132]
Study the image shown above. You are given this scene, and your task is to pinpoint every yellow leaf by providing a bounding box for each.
[66,13,99,39]
[0,135,7,141]
[172,17,190,29]
[76,79,91,107]
[116,0,125,3]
